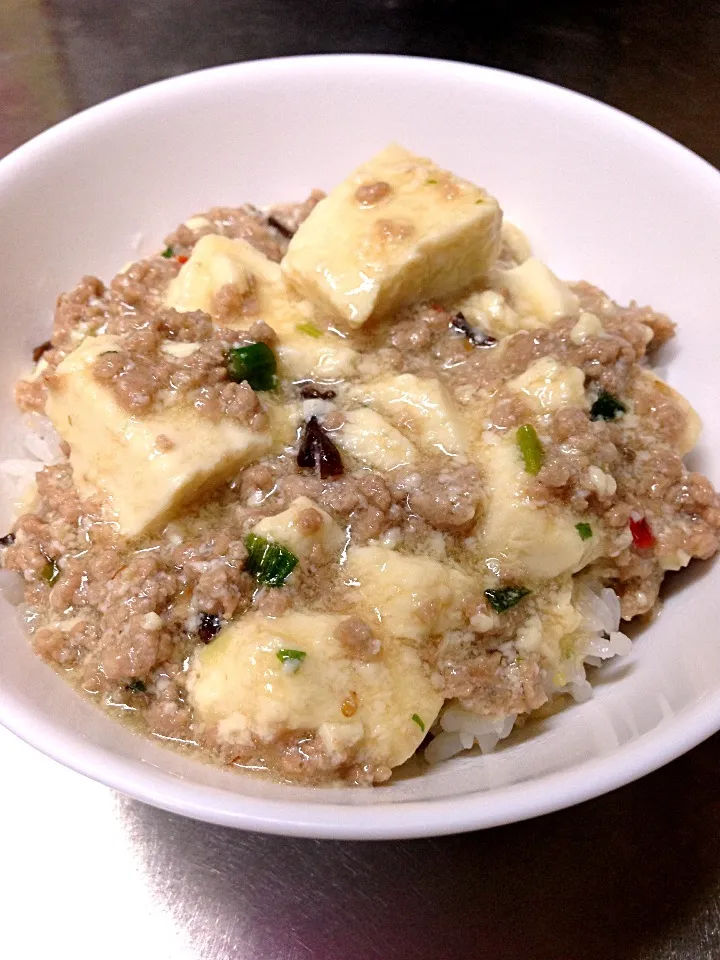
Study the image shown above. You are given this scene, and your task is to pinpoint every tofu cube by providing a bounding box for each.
[334,408,418,471]
[166,233,358,382]
[506,357,587,413]
[498,257,579,324]
[355,373,467,457]
[477,433,600,580]
[344,544,474,642]
[252,496,345,561]
[45,335,271,537]
[187,610,443,771]
[282,143,502,327]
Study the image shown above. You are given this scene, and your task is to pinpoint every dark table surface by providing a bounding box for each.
[2,2,720,958]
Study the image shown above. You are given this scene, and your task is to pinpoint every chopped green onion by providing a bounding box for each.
[277,648,306,667]
[295,321,323,339]
[161,246,174,258]
[590,391,626,421]
[484,586,531,613]
[127,679,146,693]
[576,522,593,541]
[227,342,277,391]
[411,714,425,732]
[244,533,298,587]
[517,424,544,475]
[40,558,60,586]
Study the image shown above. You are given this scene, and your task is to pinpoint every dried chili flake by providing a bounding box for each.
[630,517,655,550]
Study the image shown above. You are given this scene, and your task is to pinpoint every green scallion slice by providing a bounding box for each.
[590,391,626,421]
[295,321,323,339]
[40,558,60,586]
[517,424,544,475]
[227,342,278,391]
[576,522,593,541]
[244,533,298,587]
[411,714,425,732]
[277,648,306,667]
[484,586,531,613]
[161,246,174,258]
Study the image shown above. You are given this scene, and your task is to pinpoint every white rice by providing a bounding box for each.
[0,414,63,513]
[426,581,632,765]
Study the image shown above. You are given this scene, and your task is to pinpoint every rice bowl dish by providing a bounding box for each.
[2,141,717,786]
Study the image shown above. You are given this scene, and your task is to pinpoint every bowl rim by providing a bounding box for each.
[1,52,720,840]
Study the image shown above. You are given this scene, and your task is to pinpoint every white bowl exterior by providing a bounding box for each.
[0,55,719,838]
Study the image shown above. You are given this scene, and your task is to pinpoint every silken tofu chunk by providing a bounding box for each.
[334,408,418,471]
[354,373,467,457]
[252,496,345,561]
[166,233,283,316]
[166,233,359,382]
[344,545,475,642]
[187,610,443,772]
[477,433,600,580]
[497,257,579,324]
[282,143,503,327]
[45,335,271,538]
[506,357,586,413]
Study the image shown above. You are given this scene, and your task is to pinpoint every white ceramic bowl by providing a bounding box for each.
[1,54,719,839]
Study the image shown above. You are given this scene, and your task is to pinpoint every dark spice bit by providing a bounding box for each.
[450,312,497,348]
[297,415,344,479]
[0,532,16,547]
[198,612,222,643]
[32,340,53,364]
[266,214,295,239]
[297,382,337,401]
[126,679,146,694]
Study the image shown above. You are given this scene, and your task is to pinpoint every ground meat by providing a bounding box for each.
[164,204,290,262]
[620,302,676,350]
[110,258,179,311]
[99,613,173,681]
[354,181,392,206]
[389,465,483,532]
[335,616,381,659]
[435,650,547,717]
[53,275,124,343]
[14,377,47,413]
[535,407,619,509]
[213,282,256,322]
[90,311,269,427]
[297,506,323,534]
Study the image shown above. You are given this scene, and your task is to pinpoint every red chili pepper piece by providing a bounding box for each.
[176,255,189,264]
[630,517,655,550]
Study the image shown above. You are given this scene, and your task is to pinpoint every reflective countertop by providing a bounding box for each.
[2,2,720,957]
